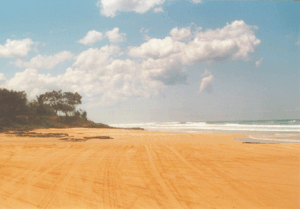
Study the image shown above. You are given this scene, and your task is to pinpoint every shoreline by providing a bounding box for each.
[140,128,300,144]
[109,119,300,144]
[2,127,300,144]
[233,137,300,144]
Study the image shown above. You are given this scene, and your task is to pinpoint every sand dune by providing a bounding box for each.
[0,128,299,208]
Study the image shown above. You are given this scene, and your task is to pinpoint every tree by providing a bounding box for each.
[74,109,88,120]
[43,90,82,116]
[0,88,28,118]
[74,110,81,117]
[42,90,63,114]
[35,95,47,115]
[62,92,82,116]
[81,111,87,120]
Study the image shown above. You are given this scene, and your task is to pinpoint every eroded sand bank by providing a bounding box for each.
[0,128,299,209]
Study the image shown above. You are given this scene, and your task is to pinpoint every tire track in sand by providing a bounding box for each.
[0,144,72,207]
[125,145,166,209]
[102,145,125,209]
[145,145,182,209]
[72,145,110,207]
[165,145,268,207]
[2,144,91,208]
[0,144,72,192]
[156,145,220,208]
[37,144,99,208]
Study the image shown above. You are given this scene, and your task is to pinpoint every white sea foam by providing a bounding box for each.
[110,121,300,132]
[109,120,300,143]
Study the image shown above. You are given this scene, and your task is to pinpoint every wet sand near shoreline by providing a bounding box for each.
[0,128,299,209]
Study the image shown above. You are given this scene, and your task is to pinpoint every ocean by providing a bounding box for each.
[109,119,300,143]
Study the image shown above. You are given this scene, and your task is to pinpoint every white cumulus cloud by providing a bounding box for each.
[1,20,261,107]
[97,0,166,17]
[78,28,126,45]
[1,64,165,107]
[129,37,184,59]
[96,0,203,17]
[170,27,192,41]
[105,28,126,43]
[0,73,6,85]
[199,69,213,93]
[129,20,261,65]
[255,57,263,68]
[78,30,104,45]
[73,45,121,70]
[140,28,151,41]
[153,7,164,13]
[0,38,34,59]
[14,51,74,69]
[1,44,184,106]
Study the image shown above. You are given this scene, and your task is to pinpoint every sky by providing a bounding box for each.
[0,0,299,124]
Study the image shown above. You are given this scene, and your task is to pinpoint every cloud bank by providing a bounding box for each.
[129,20,261,64]
[1,21,260,107]
[15,51,74,69]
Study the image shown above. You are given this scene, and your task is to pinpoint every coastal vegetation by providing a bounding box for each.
[0,88,109,132]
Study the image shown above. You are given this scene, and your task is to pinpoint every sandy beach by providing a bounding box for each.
[0,128,299,209]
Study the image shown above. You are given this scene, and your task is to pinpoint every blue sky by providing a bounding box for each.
[0,0,299,123]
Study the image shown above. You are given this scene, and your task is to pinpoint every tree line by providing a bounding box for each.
[0,88,87,126]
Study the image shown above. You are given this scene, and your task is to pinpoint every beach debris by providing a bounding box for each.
[10,131,69,138]
[243,141,266,144]
[8,131,112,142]
[59,136,112,142]
[59,138,88,142]
[83,136,111,140]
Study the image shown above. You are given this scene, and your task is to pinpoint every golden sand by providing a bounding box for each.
[0,128,299,208]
